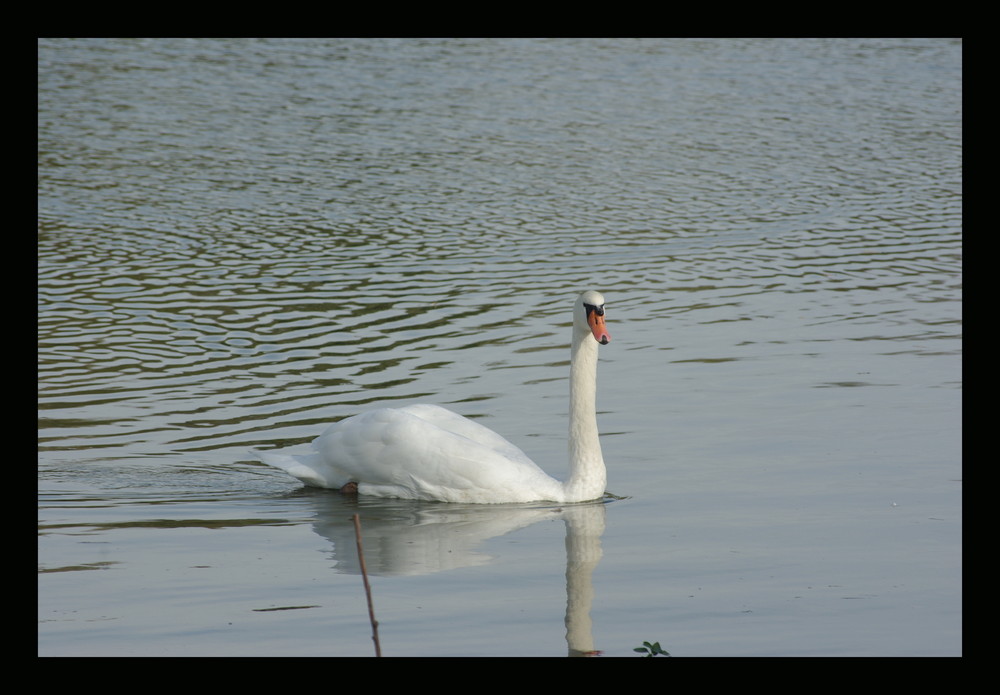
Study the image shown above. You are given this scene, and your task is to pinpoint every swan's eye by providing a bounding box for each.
[583,303,605,316]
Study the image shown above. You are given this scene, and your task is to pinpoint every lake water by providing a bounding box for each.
[38,38,962,657]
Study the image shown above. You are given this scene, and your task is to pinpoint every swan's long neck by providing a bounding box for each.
[564,330,606,502]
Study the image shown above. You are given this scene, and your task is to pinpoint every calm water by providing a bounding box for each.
[38,38,961,656]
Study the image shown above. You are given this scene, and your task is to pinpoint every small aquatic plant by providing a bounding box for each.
[633,640,670,657]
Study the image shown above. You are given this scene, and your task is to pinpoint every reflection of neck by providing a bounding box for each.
[564,503,606,657]
[565,330,606,502]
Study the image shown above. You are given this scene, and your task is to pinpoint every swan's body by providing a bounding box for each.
[256,290,611,504]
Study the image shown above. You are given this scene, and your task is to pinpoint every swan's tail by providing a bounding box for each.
[252,450,343,489]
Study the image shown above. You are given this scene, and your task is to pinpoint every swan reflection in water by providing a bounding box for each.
[301,493,610,657]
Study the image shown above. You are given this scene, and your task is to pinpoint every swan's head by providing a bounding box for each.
[576,290,610,345]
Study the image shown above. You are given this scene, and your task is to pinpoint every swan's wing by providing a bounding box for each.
[311,406,561,503]
[397,404,536,466]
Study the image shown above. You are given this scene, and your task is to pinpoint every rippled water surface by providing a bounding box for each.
[38,38,961,656]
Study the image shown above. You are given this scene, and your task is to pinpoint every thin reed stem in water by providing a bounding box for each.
[352,513,381,657]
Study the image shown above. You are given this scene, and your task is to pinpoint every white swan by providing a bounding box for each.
[256,290,611,504]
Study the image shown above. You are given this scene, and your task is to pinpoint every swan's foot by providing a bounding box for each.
[340,481,359,495]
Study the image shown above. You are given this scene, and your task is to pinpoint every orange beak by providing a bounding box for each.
[587,307,611,345]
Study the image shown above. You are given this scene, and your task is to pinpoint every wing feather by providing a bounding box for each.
[309,405,561,502]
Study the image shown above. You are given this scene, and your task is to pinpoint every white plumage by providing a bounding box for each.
[256,290,611,504]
